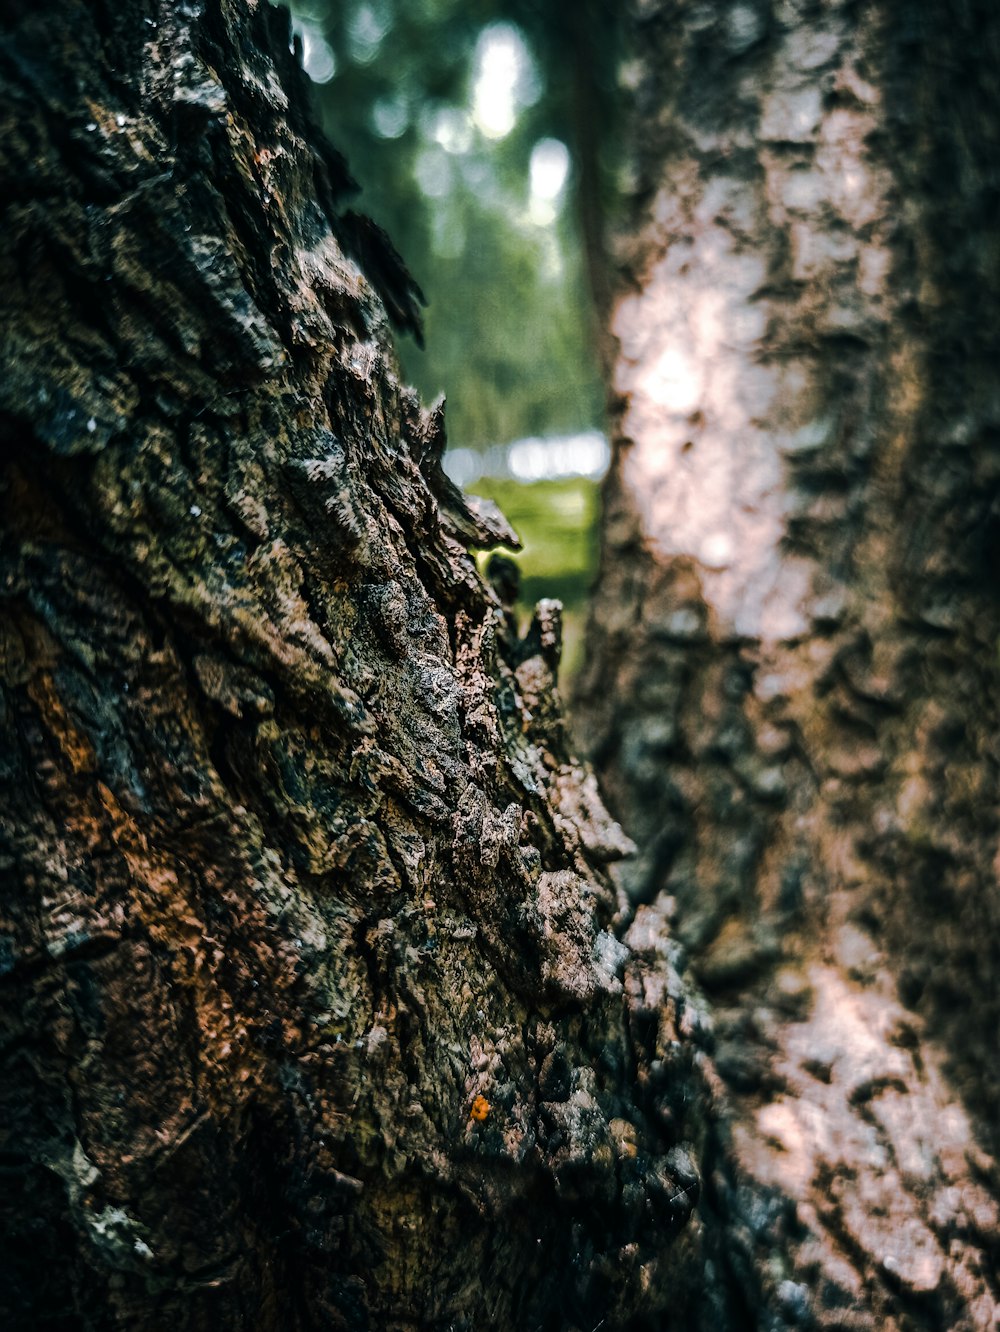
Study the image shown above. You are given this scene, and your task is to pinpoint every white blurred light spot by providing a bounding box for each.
[432,107,473,155]
[349,3,389,64]
[472,23,537,140]
[372,96,409,139]
[443,433,609,487]
[443,447,483,489]
[530,139,569,200]
[641,346,703,414]
[528,198,556,227]
[528,138,569,226]
[297,22,336,84]
[700,532,734,569]
[508,431,609,482]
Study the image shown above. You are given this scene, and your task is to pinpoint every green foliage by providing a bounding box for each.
[281,0,618,448]
[471,476,600,677]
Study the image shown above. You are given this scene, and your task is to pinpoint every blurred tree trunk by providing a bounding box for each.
[579,1,1000,1328]
[0,2,707,1329]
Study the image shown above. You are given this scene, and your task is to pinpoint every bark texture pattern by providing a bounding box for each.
[580,1,1000,1327]
[0,3,703,1328]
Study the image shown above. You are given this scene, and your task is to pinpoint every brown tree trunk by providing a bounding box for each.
[0,3,704,1328]
[579,1,1000,1328]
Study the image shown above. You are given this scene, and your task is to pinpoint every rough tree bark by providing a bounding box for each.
[579,1,1000,1328]
[0,3,708,1328]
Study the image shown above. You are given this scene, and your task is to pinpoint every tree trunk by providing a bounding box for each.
[579,1,1000,1328]
[0,3,705,1328]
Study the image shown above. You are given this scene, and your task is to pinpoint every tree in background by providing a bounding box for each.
[283,0,619,447]
[579,0,1000,1325]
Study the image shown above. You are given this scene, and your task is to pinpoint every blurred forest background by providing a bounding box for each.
[281,0,623,671]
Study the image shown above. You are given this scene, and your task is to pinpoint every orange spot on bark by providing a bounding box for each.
[469,1094,491,1123]
[27,672,95,774]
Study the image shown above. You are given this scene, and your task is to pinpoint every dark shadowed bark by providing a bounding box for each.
[0,3,708,1328]
[579,1,1000,1328]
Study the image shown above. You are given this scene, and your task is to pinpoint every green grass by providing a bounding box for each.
[470,476,600,680]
